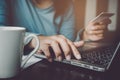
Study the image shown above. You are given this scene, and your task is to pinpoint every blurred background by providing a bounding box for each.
[73,0,120,33]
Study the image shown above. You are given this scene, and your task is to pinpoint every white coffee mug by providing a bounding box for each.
[0,27,39,78]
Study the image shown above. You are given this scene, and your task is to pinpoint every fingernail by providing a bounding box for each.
[48,58,53,62]
[66,55,71,60]
[76,54,81,60]
[58,56,62,61]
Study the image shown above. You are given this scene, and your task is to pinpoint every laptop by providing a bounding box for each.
[61,40,120,72]
[34,34,120,72]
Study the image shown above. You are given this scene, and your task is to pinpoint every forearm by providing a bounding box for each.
[75,28,85,41]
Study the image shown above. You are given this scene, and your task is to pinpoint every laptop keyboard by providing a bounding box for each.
[78,45,116,66]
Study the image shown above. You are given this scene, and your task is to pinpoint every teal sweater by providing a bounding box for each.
[0,0,76,41]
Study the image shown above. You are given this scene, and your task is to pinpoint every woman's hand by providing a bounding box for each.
[83,18,111,41]
[30,35,84,61]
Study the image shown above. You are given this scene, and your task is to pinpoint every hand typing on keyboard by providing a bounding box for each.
[31,35,84,62]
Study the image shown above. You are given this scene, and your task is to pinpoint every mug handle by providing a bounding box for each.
[21,34,39,68]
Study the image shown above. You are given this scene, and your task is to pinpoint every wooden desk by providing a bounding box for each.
[0,59,120,80]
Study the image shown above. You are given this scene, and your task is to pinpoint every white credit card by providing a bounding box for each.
[90,12,114,23]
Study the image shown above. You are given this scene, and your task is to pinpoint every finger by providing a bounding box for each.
[74,41,84,48]
[89,34,104,40]
[95,34,104,37]
[67,39,81,60]
[37,49,43,53]
[88,30,104,35]
[100,18,111,24]
[41,45,51,60]
[58,38,71,60]
[37,48,42,52]
[91,25,107,31]
[50,40,62,61]
[55,35,71,60]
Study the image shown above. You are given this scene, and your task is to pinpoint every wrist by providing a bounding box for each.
[82,30,89,40]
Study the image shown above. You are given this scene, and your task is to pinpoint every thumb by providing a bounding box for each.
[74,41,84,48]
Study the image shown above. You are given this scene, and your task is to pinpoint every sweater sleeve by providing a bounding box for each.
[59,1,75,41]
[75,28,84,41]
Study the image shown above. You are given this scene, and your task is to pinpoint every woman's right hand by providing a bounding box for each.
[30,35,84,61]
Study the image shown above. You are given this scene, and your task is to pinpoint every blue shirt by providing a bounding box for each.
[0,0,76,41]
